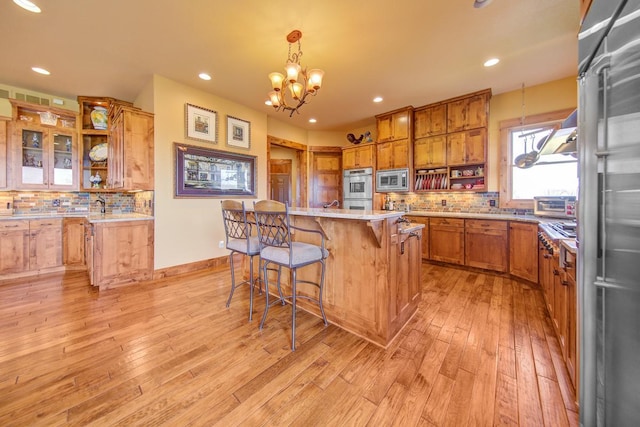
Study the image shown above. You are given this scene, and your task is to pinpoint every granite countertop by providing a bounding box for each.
[403,210,541,223]
[0,212,154,222]
[288,207,404,220]
[561,239,578,254]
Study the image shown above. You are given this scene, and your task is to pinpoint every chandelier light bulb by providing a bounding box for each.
[269,72,284,91]
[290,82,304,100]
[268,91,281,107]
[307,69,324,90]
[285,61,301,83]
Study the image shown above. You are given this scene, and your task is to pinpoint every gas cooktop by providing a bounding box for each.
[541,221,577,239]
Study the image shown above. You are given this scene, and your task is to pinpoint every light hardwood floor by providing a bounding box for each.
[0,263,578,426]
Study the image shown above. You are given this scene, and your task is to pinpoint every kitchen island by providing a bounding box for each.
[262,208,423,348]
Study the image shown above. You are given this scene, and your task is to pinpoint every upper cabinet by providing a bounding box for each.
[376,107,413,171]
[108,104,154,190]
[343,143,374,170]
[78,96,154,191]
[8,100,78,191]
[447,91,490,133]
[413,89,491,192]
[376,107,412,143]
[414,104,446,138]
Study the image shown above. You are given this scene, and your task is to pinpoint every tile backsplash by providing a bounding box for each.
[0,191,154,216]
[389,192,533,216]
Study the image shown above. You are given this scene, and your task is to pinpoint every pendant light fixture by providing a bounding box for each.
[267,30,325,117]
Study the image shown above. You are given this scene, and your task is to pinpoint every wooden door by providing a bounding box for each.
[376,142,393,170]
[310,150,341,208]
[465,219,508,272]
[29,218,62,270]
[509,221,539,283]
[0,220,29,274]
[270,174,291,205]
[429,218,464,265]
[63,217,86,267]
[406,216,429,260]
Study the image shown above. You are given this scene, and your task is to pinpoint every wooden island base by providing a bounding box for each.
[249,208,423,348]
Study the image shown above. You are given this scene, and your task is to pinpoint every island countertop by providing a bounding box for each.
[287,207,403,220]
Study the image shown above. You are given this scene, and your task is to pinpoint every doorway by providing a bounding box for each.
[267,135,307,207]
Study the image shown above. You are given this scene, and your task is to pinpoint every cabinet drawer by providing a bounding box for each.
[465,219,507,231]
[29,218,63,230]
[430,217,464,227]
[0,220,29,231]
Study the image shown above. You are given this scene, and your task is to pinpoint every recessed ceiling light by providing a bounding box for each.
[309,118,317,123]
[13,0,41,13]
[32,67,50,75]
[265,100,273,106]
[373,96,383,103]
[473,0,493,9]
[484,58,500,67]
[198,73,211,81]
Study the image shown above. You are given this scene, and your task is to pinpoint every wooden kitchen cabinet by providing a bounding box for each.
[447,91,490,133]
[405,216,429,260]
[562,244,578,390]
[90,219,154,287]
[29,218,63,271]
[0,220,29,274]
[509,221,539,283]
[552,253,568,358]
[0,120,7,189]
[429,217,464,265]
[389,228,422,332]
[414,135,446,169]
[465,219,508,272]
[414,103,446,138]
[446,128,486,166]
[376,139,410,170]
[8,101,78,191]
[108,105,154,190]
[63,217,86,268]
[342,144,374,170]
[376,107,412,142]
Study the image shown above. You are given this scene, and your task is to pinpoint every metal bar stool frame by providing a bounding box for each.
[220,200,262,321]
[253,200,328,351]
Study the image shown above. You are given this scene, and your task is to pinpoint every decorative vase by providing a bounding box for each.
[90,106,108,130]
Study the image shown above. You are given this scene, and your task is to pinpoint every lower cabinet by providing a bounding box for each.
[405,216,429,260]
[563,247,579,393]
[389,227,422,332]
[0,220,30,274]
[429,217,464,265]
[0,218,62,275]
[63,217,86,268]
[509,221,539,282]
[87,219,154,287]
[465,219,508,272]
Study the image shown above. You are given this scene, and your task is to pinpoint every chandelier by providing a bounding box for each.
[267,30,324,117]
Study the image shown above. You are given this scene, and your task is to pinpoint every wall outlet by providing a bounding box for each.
[441,199,447,206]
[489,199,496,207]
[218,240,225,248]
[52,199,60,207]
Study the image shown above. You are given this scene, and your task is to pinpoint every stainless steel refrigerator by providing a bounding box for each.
[578,0,640,425]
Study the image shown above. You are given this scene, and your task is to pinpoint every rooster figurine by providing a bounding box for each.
[346,133,364,145]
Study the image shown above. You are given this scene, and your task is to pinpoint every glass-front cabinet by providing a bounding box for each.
[10,100,78,190]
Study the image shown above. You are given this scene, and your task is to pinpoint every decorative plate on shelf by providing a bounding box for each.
[89,143,108,161]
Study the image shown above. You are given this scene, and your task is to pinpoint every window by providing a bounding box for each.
[499,109,577,209]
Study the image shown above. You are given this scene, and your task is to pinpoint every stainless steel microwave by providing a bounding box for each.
[533,196,576,218]
[376,168,409,193]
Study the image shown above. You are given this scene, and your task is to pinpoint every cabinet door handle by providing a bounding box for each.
[553,269,560,276]
[4,224,19,228]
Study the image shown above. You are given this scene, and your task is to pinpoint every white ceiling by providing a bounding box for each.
[0,0,579,131]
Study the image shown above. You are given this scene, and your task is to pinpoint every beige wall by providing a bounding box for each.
[487,76,577,190]
[151,75,269,270]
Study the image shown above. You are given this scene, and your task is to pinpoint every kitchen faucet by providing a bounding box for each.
[323,200,340,208]
[96,196,106,214]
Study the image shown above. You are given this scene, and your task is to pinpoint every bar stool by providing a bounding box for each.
[220,200,261,321]
[253,200,328,351]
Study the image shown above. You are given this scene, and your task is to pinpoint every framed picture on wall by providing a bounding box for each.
[174,142,256,197]
[226,115,251,149]
[185,103,217,143]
